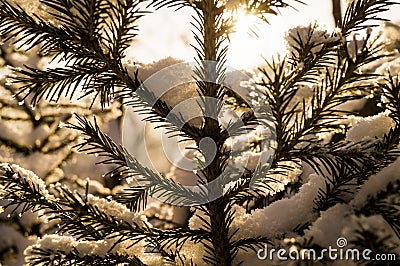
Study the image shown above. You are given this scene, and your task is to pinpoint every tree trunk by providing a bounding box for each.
[332,0,342,27]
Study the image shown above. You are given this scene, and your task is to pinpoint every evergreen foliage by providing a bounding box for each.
[0,0,399,265]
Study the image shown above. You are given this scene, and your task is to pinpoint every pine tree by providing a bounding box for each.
[0,0,399,265]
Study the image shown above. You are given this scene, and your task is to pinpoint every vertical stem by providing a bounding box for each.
[198,1,232,265]
[332,0,342,27]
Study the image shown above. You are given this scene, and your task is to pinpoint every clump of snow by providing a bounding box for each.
[382,22,400,52]
[352,157,400,209]
[86,194,149,227]
[28,235,76,255]
[190,173,324,239]
[25,234,157,262]
[376,55,400,75]
[0,163,55,201]
[230,174,322,239]
[346,112,395,142]
[265,160,303,195]
[302,204,352,247]
[233,151,262,171]
[122,57,187,83]
[140,254,165,266]
[87,180,111,195]
[285,23,342,57]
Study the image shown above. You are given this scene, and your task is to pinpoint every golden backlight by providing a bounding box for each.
[226,7,287,69]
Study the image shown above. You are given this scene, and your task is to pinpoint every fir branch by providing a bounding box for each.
[54,185,144,240]
[153,227,209,254]
[0,164,60,214]
[311,127,400,211]
[379,74,400,123]
[230,236,271,261]
[99,0,144,59]
[313,163,358,211]
[139,0,191,10]
[26,246,147,266]
[0,164,149,241]
[259,55,339,160]
[259,0,393,157]
[0,164,203,261]
[0,73,39,126]
[113,187,148,212]
[255,10,391,213]
[296,138,376,177]
[361,126,400,180]
[14,63,108,104]
[0,167,205,265]
[0,0,142,107]
[261,24,385,164]
[300,59,400,213]
[301,73,400,211]
[68,114,209,206]
[120,84,203,141]
[0,0,80,52]
[341,0,399,35]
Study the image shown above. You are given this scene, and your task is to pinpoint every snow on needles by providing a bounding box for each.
[189,173,324,239]
[231,173,324,239]
[24,234,157,261]
[285,23,342,57]
[86,194,149,227]
[352,157,400,210]
[0,163,55,201]
[346,112,395,142]
[302,204,353,248]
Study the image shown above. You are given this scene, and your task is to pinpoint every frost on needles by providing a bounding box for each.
[0,0,400,266]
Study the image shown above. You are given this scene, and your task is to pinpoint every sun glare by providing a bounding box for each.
[226,8,287,69]
[231,8,260,37]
